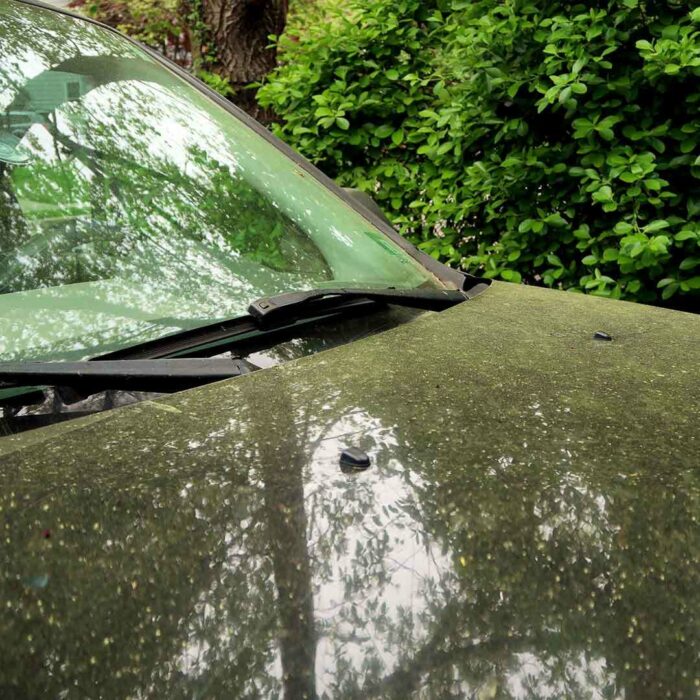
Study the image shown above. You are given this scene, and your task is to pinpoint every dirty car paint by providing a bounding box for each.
[0,282,698,698]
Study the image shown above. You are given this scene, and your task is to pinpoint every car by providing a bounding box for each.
[0,1,698,698]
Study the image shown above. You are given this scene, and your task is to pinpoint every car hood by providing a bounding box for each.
[0,281,697,698]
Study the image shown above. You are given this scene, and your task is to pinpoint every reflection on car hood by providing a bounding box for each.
[0,281,698,699]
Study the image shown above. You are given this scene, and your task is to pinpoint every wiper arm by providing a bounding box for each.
[96,280,490,362]
[248,286,480,327]
[0,359,253,394]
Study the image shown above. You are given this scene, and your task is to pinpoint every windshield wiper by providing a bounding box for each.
[248,286,479,327]
[0,358,253,394]
[97,281,490,362]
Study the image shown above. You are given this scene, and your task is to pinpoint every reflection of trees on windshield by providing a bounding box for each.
[0,164,28,278]
[1,2,417,363]
[1,1,434,362]
[0,69,331,360]
[5,113,330,290]
[0,357,697,699]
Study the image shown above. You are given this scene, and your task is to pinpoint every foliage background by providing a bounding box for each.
[80,0,700,309]
[259,0,700,309]
[78,0,185,51]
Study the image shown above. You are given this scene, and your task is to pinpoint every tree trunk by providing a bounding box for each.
[0,164,28,265]
[253,382,317,699]
[198,0,288,120]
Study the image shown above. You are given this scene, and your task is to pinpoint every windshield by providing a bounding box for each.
[0,2,438,363]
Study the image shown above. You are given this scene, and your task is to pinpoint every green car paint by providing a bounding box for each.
[0,282,698,698]
[1,1,698,697]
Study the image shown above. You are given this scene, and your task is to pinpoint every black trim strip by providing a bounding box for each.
[0,358,253,393]
[248,287,467,326]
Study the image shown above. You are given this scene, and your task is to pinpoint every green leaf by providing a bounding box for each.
[614,221,634,235]
[375,124,394,138]
[572,58,586,75]
[507,82,523,99]
[544,212,567,227]
[644,179,666,191]
[593,185,614,203]
[643,220,669,233]
[661,282,679,300]
[679,257,699,271]
[500,269,522,283]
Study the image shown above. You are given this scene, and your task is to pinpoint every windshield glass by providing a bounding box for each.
[0,2,437,362]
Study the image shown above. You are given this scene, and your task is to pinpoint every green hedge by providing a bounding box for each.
[259,1,700,308]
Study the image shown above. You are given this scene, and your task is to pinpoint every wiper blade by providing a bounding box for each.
[0,359,253,394]
[248,287,478,326]
[96,280,489,362]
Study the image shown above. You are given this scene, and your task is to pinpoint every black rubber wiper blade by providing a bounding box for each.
[0,359,253,394]
[95,281,489,362]
[248,287,473,327]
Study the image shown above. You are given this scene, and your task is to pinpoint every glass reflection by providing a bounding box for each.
[0,2,436,363]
